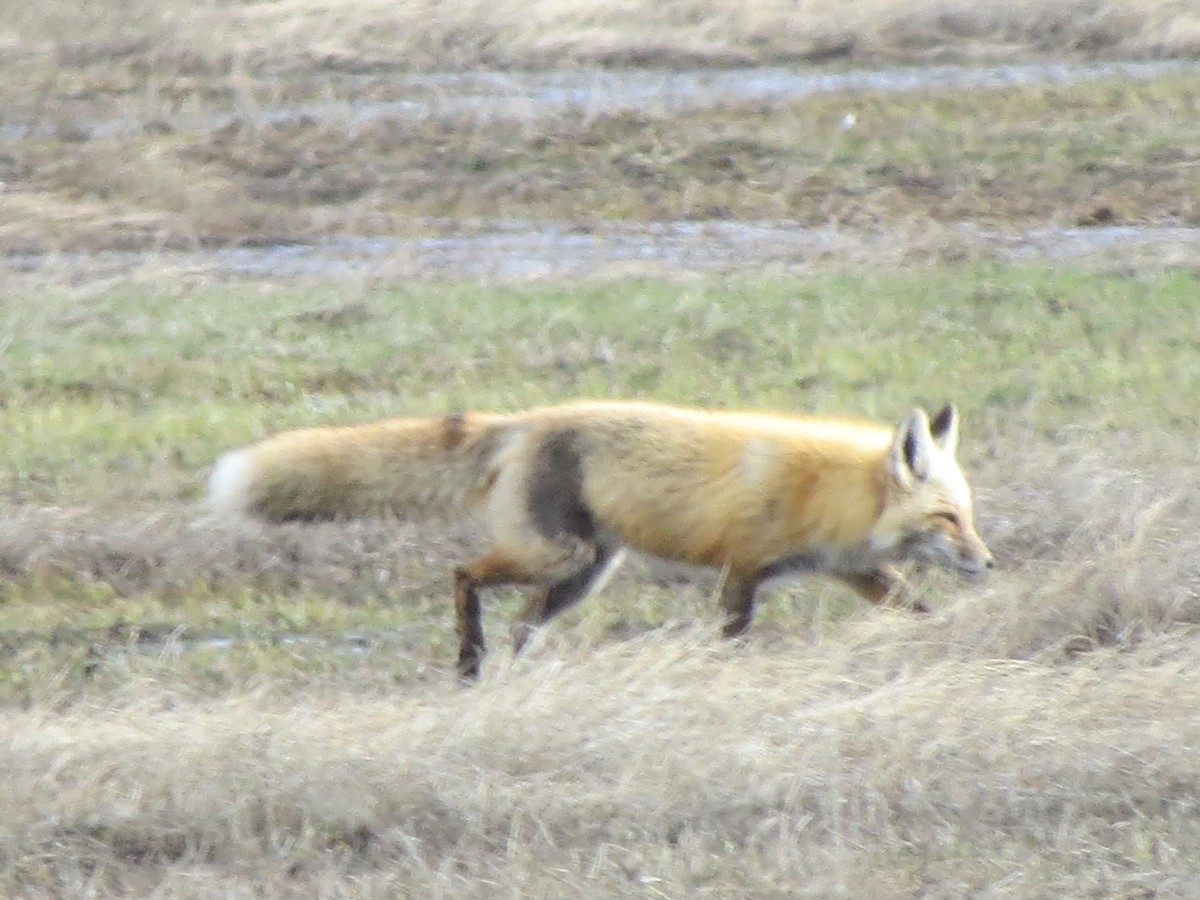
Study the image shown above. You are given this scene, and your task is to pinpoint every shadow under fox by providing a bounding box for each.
[209,400,993,678]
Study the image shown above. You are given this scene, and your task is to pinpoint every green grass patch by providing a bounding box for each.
[5,265,1198,506]
[3,262,1198,694]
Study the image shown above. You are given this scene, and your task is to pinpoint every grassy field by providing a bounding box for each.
[4,0,1200,896]
[3,266,1200,896]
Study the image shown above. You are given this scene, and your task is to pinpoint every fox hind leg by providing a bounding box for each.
[512,543,625,655]
[453,536,599,679]
[457,426,608,678]
[453,557,505,681]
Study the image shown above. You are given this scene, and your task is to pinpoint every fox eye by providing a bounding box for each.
[935,511,961,529]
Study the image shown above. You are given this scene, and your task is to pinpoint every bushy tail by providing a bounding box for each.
[207,414,508,523]
[208,447,260,517]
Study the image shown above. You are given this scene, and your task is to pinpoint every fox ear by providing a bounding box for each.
[889,408,934,487]
[929,403,959,455]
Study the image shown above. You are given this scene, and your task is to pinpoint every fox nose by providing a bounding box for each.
[969,533,995,571]
[962,545,994,575]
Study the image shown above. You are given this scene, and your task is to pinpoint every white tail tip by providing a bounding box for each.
[208,449,253,516]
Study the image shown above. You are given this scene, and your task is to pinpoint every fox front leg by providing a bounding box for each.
[719,571,762,638]
[837,565,928,613]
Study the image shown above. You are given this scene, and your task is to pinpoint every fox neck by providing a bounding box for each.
[782,450,887,541]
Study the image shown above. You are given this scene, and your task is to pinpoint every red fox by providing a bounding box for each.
[209,401,993,677]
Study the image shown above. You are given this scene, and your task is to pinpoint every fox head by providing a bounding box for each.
[874,404,994,576]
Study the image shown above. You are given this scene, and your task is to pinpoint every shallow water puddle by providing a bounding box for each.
[2,58,1193,141]
[9,221,1200,282]
[375,59,1195,118]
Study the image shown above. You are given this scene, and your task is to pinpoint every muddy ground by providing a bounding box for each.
[4,1,1200,280]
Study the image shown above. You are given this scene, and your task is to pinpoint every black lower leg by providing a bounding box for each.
[454,569,486,679]
[720,573,759,638]
[513,545,618,654]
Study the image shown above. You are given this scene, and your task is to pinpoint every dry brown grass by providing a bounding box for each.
[9,635,1200,898]
[10,0,1200,83]
[3,439,1200,896]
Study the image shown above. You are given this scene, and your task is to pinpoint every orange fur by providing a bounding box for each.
[210,400,992,677]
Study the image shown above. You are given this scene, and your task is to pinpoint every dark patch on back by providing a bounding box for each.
[441,412,468,450]
[528,429,596,541]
